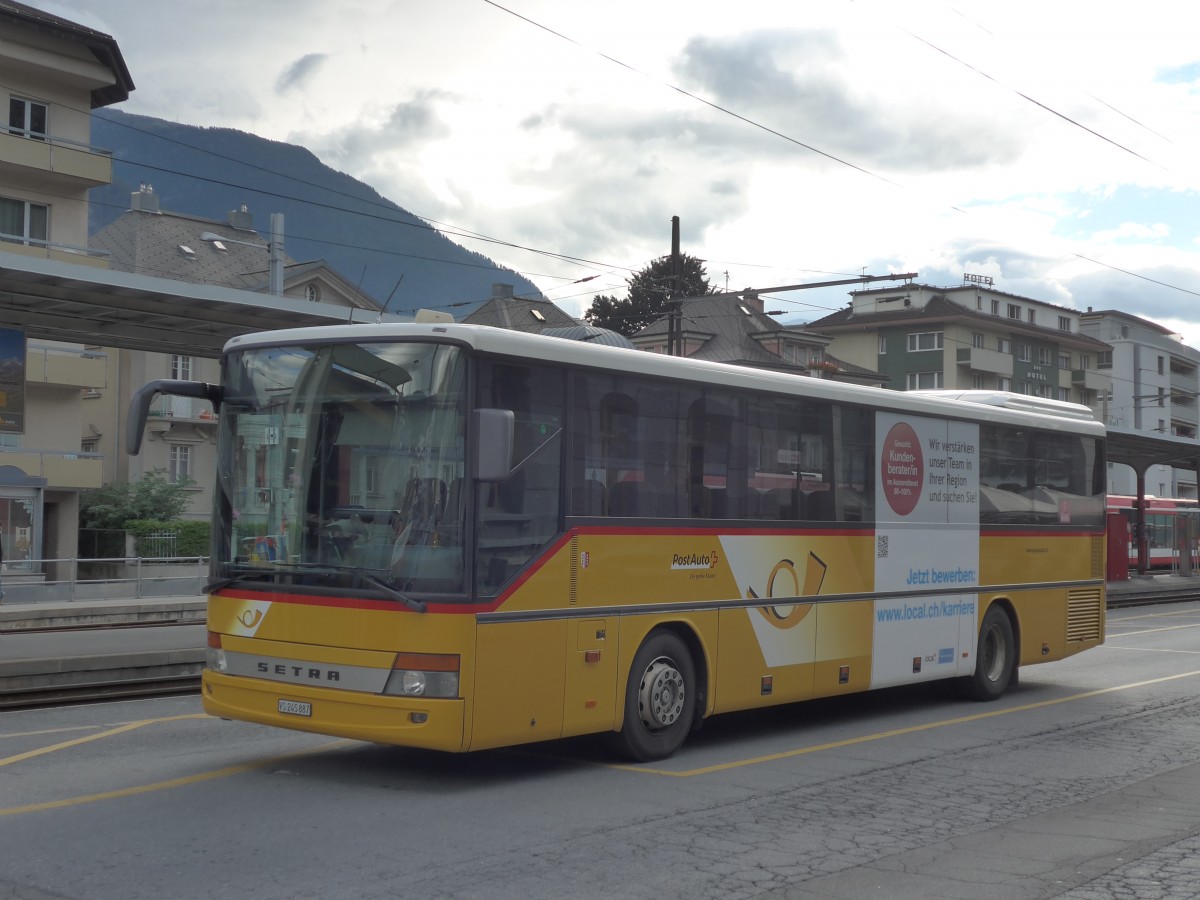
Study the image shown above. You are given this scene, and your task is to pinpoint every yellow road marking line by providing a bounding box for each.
[615,669,1200,777]
[0,715,205,767]
[1,724,117,741]
[0,741,352,817]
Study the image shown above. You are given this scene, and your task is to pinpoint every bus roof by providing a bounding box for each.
[223,323,1105,435]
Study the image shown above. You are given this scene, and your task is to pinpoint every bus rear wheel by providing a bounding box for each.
[612,630,696,762]
[960,604,1016,701]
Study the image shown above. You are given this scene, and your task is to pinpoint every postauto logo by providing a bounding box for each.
[670,549,719,571]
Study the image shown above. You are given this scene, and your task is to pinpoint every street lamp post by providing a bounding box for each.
[200,212,284,296]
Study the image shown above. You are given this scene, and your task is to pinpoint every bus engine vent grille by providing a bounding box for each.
[1066,588,1103,643]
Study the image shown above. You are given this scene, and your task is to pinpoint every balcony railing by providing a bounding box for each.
[0,449,103,489]
[25,343,107,389]
[1072,369,1109,391]
[0,235,110,266]
[956,346,1014,377]
[0,128,114,186]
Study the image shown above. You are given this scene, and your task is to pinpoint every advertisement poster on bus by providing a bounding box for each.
[872,412,980,688]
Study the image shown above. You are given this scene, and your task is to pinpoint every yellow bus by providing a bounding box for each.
[129,323,1107,760]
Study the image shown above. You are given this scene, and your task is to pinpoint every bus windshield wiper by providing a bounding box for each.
[204,566,276,593]
[262,562,426,613]
[353,570,427,613]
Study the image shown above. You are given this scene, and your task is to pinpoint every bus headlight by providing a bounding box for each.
[383,652,460,698]
[206,632,228,673]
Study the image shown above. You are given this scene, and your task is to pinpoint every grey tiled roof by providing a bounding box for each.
[462,296,580,333]
[91,207,379,309]
[633,293,886,384]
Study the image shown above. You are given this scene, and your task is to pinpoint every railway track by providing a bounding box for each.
[1106,585,1200,608]
[0,674,202,710]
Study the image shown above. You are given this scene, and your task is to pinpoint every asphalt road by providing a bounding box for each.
[2,601,1200,900]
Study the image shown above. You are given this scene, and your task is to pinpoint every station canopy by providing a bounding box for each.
[1106,427,1200,480]
[0,251,397,357]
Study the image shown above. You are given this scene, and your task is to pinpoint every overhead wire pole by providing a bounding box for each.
[669,216,682,356]
[696,272,920,303]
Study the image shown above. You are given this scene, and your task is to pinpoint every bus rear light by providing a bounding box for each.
[206,632,228,673]
[384,652,460,698]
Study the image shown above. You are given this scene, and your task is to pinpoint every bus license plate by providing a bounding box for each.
[278,699,312,717]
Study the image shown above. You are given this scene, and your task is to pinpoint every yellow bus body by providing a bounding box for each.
[202,525,1104,751]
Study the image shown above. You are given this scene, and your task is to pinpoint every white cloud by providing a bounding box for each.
[27,0,1200,345]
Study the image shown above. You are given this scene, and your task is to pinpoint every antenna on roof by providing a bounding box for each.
[377,275,404,323]
[348,264,367,324]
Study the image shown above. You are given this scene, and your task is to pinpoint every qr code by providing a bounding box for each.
[876,535,888,559]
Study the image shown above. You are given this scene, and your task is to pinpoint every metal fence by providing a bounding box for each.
[0,556,209,604]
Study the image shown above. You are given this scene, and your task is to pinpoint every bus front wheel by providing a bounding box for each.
[612,630,696,761]
[961,604,1016,701]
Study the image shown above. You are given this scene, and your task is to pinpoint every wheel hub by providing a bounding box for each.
[638,658,686,730]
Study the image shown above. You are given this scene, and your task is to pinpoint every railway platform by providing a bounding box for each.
[2,574,1199,707]
[0,595,205,706]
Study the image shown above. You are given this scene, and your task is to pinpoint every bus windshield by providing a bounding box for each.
[214,340,467,597]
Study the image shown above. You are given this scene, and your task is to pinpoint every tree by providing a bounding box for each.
[584,253,713,336]
[79,469,195,530]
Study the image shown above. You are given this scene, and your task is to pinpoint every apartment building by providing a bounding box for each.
[0,2,132,574]
[1080,309,1200,500]
[807,280,1113,403]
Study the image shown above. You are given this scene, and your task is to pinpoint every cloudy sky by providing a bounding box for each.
[33,0,1200,341]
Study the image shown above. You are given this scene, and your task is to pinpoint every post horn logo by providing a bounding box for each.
[749,552,827,629]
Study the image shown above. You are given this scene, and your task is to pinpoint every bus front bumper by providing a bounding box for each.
[201,669,467,752]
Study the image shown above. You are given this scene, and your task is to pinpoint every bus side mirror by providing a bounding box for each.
[473,409,514,482]
[127,379,223,455]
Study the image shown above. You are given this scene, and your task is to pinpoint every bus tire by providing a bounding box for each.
[960,604,1016,701]
[612,630,696,762]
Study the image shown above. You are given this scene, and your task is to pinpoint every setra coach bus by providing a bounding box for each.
[129,323,1107,760]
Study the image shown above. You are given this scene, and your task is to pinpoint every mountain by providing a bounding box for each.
[88,109,541,315]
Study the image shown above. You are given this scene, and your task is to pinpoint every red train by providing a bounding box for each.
[1107,495,1200,571]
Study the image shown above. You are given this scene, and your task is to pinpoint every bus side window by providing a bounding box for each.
[475,360,564,594]
[687,394,734,520]
[979,425,1033,524]
[832,404,872,524]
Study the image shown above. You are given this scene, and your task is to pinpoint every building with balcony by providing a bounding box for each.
[0,1,131,575]
[1080,309,1200,499]
[0,1,131,267]
[807,281,1112,402]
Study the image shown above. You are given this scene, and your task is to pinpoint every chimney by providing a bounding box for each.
[741,292,763,313]
[492,283,514,299]
[130,183,159,213]
[227,204,255,231]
